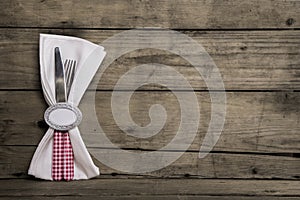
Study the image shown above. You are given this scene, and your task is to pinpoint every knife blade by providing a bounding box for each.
[55,47,67,102]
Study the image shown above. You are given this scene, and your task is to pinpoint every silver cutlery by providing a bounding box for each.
[54,47,67,102]
[64,59,76,97]
[44,47,81,132]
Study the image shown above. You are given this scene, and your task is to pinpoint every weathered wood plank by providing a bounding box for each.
[1,29,300,90]
[1,91,300,153]
[0,0,299,29]
[0,179,299,197]
[1,146,299,179]
[1,196,299,200]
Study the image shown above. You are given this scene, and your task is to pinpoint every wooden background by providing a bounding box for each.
[1,0,300,199]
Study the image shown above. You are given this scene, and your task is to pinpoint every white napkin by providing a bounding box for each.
[28,34,106,180]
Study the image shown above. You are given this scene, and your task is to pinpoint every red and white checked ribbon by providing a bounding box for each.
[52,131,74,181]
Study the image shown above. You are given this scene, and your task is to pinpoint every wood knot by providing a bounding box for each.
[286,18,295,26]
[240,46,248,51]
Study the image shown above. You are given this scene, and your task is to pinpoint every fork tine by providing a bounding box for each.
[64,59,77,98]
[70,61,76,85]
[64,59,68,70]
[64,59,70,87]
[66,60,72,86]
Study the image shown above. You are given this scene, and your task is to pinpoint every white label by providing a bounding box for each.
[44,103,82,131]
[48,108,77,126]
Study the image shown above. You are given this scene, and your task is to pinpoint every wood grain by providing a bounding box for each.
[0,0,299,29]
[1,146,299,179]
[1,91,300,153]
[0,179,299,197]
[1,196,299,200]
[1,0,300,199]
[2,91,299,179]
[1,29,300,90]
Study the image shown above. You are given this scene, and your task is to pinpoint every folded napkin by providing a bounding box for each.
[28,34,106,180]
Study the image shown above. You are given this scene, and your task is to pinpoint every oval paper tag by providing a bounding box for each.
[44,103,82,131]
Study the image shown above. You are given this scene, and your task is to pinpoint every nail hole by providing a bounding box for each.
[251,167,258,174]
[37,120,48,129]
[111,173,118,176]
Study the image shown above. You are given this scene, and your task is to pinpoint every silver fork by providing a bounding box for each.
[64,59,76,98]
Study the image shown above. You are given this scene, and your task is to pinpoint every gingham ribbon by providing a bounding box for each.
[52,131,74,181]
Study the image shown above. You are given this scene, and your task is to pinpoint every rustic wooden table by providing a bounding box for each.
[0,0,300,199]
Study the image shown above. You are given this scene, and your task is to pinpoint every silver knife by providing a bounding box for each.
[55,47,67,102]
